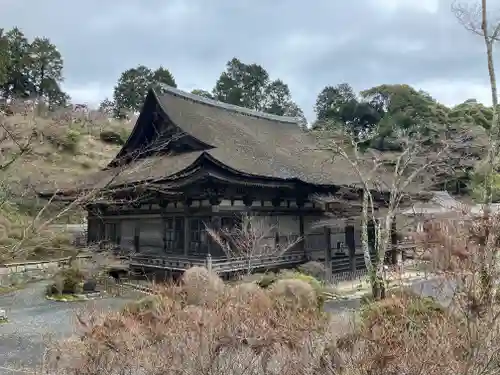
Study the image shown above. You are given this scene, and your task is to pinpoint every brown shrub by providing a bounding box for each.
[45,282,335,375]
[181,266,225,306]
[269,278,317,309]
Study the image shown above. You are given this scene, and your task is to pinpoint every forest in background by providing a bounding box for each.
[0,26,496,200]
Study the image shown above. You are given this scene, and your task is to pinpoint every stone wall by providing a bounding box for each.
[0,255,92,286]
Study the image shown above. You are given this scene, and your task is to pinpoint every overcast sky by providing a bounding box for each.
[0,0,497,122]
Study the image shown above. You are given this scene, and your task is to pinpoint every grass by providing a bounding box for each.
[0,285,16,295]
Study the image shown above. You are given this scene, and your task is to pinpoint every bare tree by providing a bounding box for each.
[315,125,458,299]
[206,213,301,275]
[453,0,500,205]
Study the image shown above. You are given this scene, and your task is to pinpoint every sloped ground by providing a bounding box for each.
[0,111,134,261]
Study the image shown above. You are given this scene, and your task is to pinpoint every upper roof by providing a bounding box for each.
[151,86,365,186]
[39,86,401,197]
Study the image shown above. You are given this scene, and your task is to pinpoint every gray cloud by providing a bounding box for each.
[0,0,496,121]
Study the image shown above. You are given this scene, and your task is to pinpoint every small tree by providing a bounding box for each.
[206,213,301,275]
[315,124,460,299]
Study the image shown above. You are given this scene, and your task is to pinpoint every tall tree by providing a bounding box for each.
[2,27,31,99]
[213,58,306,123]
[449,99,494,129]
[213,58,270,110]
[191,89,214,100]
[43,77,70,109]
[151,66,177,93]
[314,83,357,122]
[113,65,177,115]
[99,98,115,116]
[0,29,9,90]
[27,37,64,100]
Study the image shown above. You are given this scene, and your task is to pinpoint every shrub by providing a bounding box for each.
[47,267,85,296]
[99,130,126,145]
[229,282,272,308]
[45,282,331,375]
[298,261,327,281]
[278,270,328,308]
[269,278,317,309]
[180,266,225,306]
[255,272,277,288]
[62,129,81,153]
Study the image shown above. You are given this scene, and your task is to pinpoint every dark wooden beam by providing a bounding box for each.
[324,227,332,281]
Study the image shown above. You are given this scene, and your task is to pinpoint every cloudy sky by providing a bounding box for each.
[0,0,497,121]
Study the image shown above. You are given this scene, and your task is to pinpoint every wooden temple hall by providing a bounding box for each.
[39,86,404,275]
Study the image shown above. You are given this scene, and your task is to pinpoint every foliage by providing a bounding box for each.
[113,65,177,114]
[298,261,327,281]
[190,88,214,99]
[212,57,306,124]
[180,266,225,306]
[254,272,278,288]
[0,27,68,102]
[278,270,329,308]
[99,129,128,145]
[47,266,85,296]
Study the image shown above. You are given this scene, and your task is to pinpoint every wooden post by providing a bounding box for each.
[324,227,332,283]
[299,213,306,258]
[345,223,356,272]
[183,216,189,256]
[206,253,213,273]
[133,222,140,254]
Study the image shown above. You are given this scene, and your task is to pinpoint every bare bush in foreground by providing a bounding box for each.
[43,268,346,375]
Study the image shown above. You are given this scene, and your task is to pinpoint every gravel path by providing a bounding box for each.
[0,282,136,374]
[324,277,456,313]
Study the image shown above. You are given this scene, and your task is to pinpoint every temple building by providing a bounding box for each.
[39,86,407,275]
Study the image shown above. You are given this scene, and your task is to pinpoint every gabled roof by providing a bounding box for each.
[150,86,369,186]
[39,86,402,197]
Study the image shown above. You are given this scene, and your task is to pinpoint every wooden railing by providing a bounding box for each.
[130,251,306,273]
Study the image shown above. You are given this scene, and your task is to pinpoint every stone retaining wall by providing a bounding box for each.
[0,255,92,286]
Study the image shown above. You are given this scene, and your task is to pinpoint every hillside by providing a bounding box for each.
[0,107,135,262]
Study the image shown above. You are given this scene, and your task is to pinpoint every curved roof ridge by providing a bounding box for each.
[154,85,300,125]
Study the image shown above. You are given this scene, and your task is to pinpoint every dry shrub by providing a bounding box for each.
[269,278,317,309]
[229,282,273,308]
[45,281,336,375]
[334,208,500,375]
[181,266,225,306]
[337,287,467,375]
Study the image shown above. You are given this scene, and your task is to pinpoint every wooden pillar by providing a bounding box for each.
[324,227,332,282]
[345,223,356,272]
[299,213,305,257]
[133,222,140,254]
[183,216,189,256]
[183,199,193,256]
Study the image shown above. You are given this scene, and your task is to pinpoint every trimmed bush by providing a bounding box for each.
[278,270,328,308]
[269,278,317,309]
[46,267,85,296]
[181,266,225,306]
[256,273,277,288]
[298,261,327,281]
